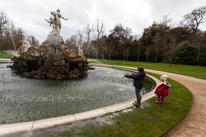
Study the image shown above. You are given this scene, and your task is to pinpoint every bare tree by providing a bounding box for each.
[167,31,178,67]
[15,28,24,49]
[189,32,204,63]
[4,28,12,50]
[27,35,39,47]
[65,34,78,52]
[0,11,9,50]
[133,35,142,62]
[77,30,83,45]
[105,41,116,61]
[89,39,97,58]
[145,46,151,63]
[181,6,206,34]
[125,46,131,61]
[9,21,17,50]
[7,23,24,51]
[110,24,132,60]
[0,11,40,52]
[153,33,160,62]
[99,36,107,59]
[104,34,118,61]
[84,24,93,58]
[95,18,105,59]
[160,15,172,58]
[137,37,142,62]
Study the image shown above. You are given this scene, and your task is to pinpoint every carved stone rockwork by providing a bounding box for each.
[11,37,89,79]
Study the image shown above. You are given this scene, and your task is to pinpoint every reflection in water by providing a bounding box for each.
[0,64,156,124]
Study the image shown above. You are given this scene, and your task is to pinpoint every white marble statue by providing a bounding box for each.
[18,37,31,54]
[45,9,68,34]
[77,44,84,58]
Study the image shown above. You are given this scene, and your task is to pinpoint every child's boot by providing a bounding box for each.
[155,97,161,103]
[161,98,165,103]
[133,97,142,108]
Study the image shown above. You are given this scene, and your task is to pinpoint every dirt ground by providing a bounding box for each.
[122,66,206,137]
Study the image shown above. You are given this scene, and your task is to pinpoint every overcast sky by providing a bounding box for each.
[1,0,206,43]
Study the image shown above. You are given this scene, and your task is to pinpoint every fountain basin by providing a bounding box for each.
[0,65,156,125]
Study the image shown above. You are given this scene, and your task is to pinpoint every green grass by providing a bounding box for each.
[47,67,193,137]
[90,59,206,80]
[0,51,14,59]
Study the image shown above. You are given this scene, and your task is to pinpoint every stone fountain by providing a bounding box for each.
[11,9,89,79]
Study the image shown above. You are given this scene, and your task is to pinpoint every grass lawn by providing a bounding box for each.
[90,59,206,80]
[0,51,14,59]
[47,67,192,137]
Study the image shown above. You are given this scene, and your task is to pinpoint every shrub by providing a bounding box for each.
[175,41,198,65]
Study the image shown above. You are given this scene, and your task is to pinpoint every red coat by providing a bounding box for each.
[155,82,171,96]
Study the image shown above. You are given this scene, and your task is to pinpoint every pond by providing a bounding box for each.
[0,64,156,124]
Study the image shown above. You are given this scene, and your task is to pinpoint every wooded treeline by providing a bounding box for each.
[1,6,206,66]
[0,11,39,51]
[66,6,206,66]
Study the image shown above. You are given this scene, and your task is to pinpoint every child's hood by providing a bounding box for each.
[163,81,171,87]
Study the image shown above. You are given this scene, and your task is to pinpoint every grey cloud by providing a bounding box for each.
[1,0,206,43]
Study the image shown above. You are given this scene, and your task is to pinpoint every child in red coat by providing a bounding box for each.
[155,74,171,103]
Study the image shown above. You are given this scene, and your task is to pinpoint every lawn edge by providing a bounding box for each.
[90,63,193,137]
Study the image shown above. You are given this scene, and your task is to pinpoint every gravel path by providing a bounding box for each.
[115,65,206,137]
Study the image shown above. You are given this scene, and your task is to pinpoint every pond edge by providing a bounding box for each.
[0,64,161,136]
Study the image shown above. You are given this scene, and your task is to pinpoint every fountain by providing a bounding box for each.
[11,9,89,79]
[0,10,157,126]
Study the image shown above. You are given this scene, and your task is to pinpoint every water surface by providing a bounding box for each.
[0,64,155,124]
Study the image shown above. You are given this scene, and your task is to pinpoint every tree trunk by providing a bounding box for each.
[146,54,148,63]
[164,43,166,57]
[146,52,148,63]
[126,48,129,61]
[163,37,166,57]
[137,45,141,62]
[155,53,158,62]
[197,45,200,64]
[109,52,111,61]
[96,49,98,59]
[102,47,104,59]
[137,51,140,62]
[170,57,172,68]
[155,45,158,62]
[146,47,149,63]
[0,31,2,50]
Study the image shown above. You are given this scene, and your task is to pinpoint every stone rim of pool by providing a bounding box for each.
[0,67,161,136]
